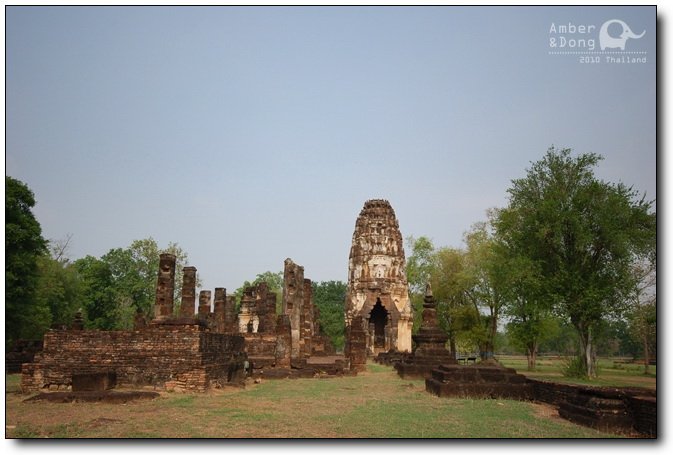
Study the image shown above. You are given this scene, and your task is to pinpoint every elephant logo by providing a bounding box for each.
[599,19,645,51]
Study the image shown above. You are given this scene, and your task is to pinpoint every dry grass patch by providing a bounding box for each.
[6,364,622,438]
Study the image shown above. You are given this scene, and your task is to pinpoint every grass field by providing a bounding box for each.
[5,361,639,439]
[497,356,656,389]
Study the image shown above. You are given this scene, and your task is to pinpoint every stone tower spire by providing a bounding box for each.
[345,199,412,354]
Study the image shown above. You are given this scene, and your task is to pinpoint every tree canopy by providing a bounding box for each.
[312,280,347,351]
[5,176,48,344]
[495,147,656,377]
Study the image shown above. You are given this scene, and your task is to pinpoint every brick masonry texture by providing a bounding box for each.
[21,324,246,393]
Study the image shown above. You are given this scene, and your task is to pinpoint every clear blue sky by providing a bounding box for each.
[5,6,656,293]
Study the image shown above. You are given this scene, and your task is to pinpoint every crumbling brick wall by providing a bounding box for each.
[21,324,246,393]
[526,378,656,436]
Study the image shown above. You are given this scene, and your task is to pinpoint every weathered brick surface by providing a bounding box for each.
[224,295,238,333]
[198,290,212,322]
[300,279,314,357]
[275,314,292,368]
[626,395,657,437]
[179,266,197,318]
[345,317,368,372]
[425,362,531,400]
[213,287,227,333]
[72,372,117,391]
[426,370,656,436]
[527,378,656,436]
[395,286,456,379]
[154,253,176,320]
[374,350,411,366]
[283,259,304,357]
[21,324,246,393]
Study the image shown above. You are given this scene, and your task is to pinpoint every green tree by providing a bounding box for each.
[627,256,656,372]
[74,238,194,329]
[74,255,117,329]
[312,280,347,351]
[5,176,48,345]
[496,147,656,377]
[461,218,512,360]
[405,236,435,294]
[430,246,472,357]
[34,242,85,331]
[497,249,555,370]
[405,236,436,333]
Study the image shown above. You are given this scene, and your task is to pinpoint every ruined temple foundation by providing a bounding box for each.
[21,324,247,393]
[425,360,530,400]
[242,259,343,378]
[21,247,348,391]
[395,284,456,379]
[345,200,413,357]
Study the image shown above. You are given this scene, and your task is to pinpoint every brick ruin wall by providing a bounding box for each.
[527,378,656,437]
[21,324,247,393]
[424,367,656,437]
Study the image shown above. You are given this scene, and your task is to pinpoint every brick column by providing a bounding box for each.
[180,266,197,318]
[301,279,314,357]
[214,287,226,333]
[198,290,212,321]
[275,314,292,368]
[224,296,237,333]
[154,253,176,320]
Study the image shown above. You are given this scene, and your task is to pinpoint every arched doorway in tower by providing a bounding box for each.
[369,298,389,349]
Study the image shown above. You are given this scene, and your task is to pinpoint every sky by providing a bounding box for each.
[5,6,656,294]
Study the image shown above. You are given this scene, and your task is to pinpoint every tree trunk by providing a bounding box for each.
[487,306,498,359]
[576,323,597,378]
[643,333,650,375]
[526,341,538,371]
[449,335,457,360]
[479,341,490,360]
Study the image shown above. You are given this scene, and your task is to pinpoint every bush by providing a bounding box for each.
[561,356,586,378]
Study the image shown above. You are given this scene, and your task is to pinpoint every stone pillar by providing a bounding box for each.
[198,290,212,321]
[275,314,292,368]
[300,279,314,357]
[214,287,226,333]
[179,266,197,318]
[346,316,368,373]
[154,253,176,320]
[259,292,277,334]
[224,295,237,333]
[283,258,304,358]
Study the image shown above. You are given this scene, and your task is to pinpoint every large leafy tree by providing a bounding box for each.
[75,255,118,329]
[626,257,656,373]
[405,236,435,333]
[461,220,512,359]
[496,147,655,377]
[312,280,347,351]
[430,246,473,357]
[5,176,48,345]
[34,241,86,331]
[498,246,556,370]
[74,238,194,329]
